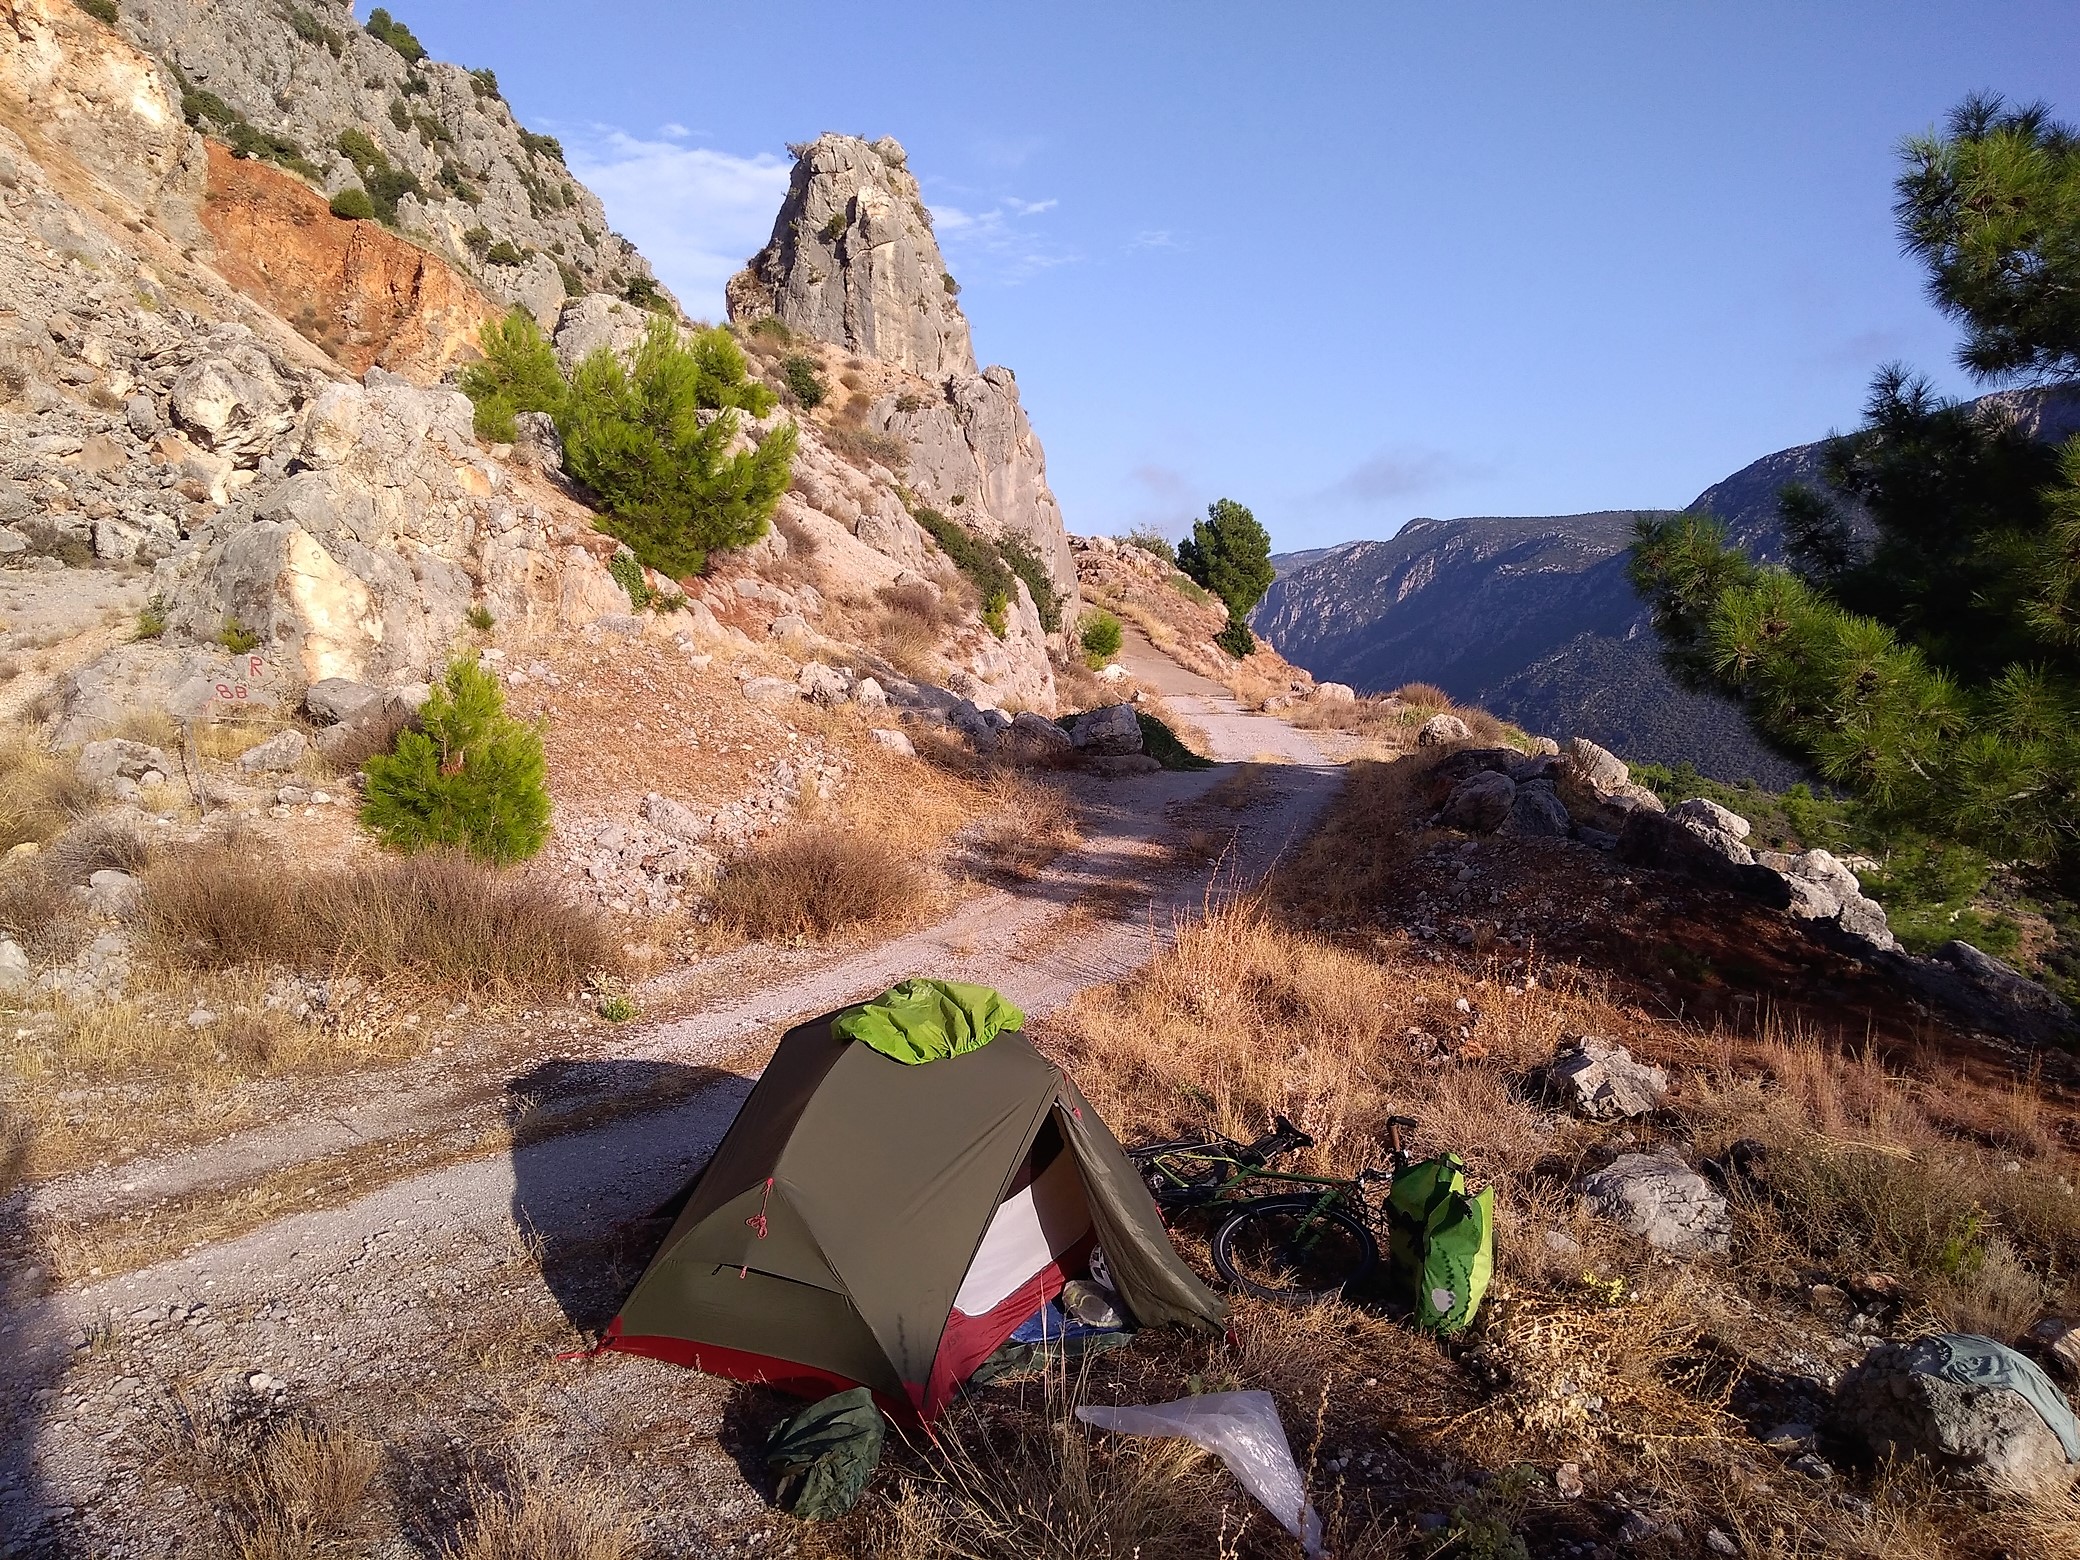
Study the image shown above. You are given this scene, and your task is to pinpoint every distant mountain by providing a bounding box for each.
[1254,444,1837,785]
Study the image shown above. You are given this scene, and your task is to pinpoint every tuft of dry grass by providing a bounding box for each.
[40,816,150,883]
[712,825,927,941]
[441,1471,639,1560]
[141,847,621,996]
[0,732,98,851]
[962,771,1080,879]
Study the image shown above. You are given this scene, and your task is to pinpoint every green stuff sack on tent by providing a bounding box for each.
[1385,1153,1494,1334]
[765,1388,886,1520]
[831,979,1025,1064]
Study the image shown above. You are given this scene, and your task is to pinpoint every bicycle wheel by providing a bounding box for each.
[1211,1197,1377,1300]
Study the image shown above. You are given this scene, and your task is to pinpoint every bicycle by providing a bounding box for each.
[1127,1115,1419,1301]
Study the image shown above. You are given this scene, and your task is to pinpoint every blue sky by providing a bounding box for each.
[389,1,2079,552]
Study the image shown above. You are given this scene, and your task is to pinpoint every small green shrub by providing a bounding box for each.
[941,271,961,297]
[74,0,119,25]
[458,308,565,441]
[364,6,426,62]
[217,617,260,654]
[288,8,344,54]
[518,129,565,164]
[469,68,500,99]
[436,161,478,203]
[622,275,671,314]
[749,317,793,344]
[820,211,848,244]
[328,186,374,221]
[135,596,167,640]
[1215,615,1256,658]
[607,552,652,609]
[913,508,1016,638]
[780,354,826,408]
[466,603,495,633]
[483,239,525,267]
[557,260,585,297]
[1079,610,1123,666]
[334,131,422,224]
[388,99,412,132]
[998,536,1062,634]
[1120,527,1177,565]
[597,993,636,1023]
[360,657,551,865]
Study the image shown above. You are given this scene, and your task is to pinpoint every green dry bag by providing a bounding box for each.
[764,1388,885,1520]
[1385,1153,1494,1334]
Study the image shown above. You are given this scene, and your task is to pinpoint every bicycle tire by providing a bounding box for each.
[1210,1197,1378,1301]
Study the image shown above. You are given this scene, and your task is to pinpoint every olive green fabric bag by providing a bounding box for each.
[831,979,1026,1064]
[765,1387,886,1519]
[1385,1153,1494,1334]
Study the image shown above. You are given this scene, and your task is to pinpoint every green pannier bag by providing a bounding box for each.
[1384,1153,1494,1334]
[764,1387,886,1520]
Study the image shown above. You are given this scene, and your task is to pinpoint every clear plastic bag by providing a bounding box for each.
[1076,1390,1324,1555]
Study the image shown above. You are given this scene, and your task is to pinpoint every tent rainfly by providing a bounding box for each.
[600,989,1226,1419]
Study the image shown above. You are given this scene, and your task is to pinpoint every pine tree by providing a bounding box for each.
[1179,498,1275,658]
[1627,101,2080,879]
[360,658,552,865]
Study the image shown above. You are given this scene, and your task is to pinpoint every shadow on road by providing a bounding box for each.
[0,1110,76,1558]
[505,1059,754,1337]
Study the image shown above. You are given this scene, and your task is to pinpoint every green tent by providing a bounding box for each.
[601,998,1225,1419]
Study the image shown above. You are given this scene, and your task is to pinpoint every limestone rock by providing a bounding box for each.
[0,937,28,993]
[1549,1036,1668,1121]
[1563,737,1631,793]
[1001,710,1074,761]
[1616,807,1792,906]
[1578,1152,1731,1255]
[2029,1319,2080,1384]
[728,133,976,380]
[236,729,308,772]
[1671,797,1751,839]
[83,868,139,918]
[305,678,380,726]
[868,728,915,757]
[552,295,655,373]
[1834,1335,2078,1499]
[740,676,800,706]
[1417,713,1470,746]
[1314,682,1356,702]
[795,662,852,706]
[853,676,888,709]
[77,738,170,789]
[1502,779,1574,838]
[1069,703,1143,758]
[1086,753,1163,778]
[1438,770,1515,832]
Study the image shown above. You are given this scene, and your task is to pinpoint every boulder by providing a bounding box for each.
[1502,779,1574,838]
[77,739,170,789]
[1616,808,1793,907]
[1895,940,2079,1046]
[83,869,140,918]
[947,700,1001,753]
[1437,770,1516,832]
[1562,737,1631,793]
[1314,682,1356,703]
[2028,1319,2080,1384]
[640,792,713,842]
[1069,703,1143,757]
[1417,713,1469,746]
[305,678,380,725]
[1577,1152,1731,1255]
[868,728,916,757]
[1002,710,1074,761]
[1776,850,1897,953]
[853,676,888,709]
[741,676,801,707]
[510,410,564,474]
[1548,1037,1668,1121]
[796,662,852,706]
[236,729,308,773]
[1834,1335,2078,1499]
[1671,797,1751,839]
[1086,753,1163,778]
[0,937,28,993]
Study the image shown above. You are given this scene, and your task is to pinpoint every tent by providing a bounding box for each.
[600,994,1226,1419]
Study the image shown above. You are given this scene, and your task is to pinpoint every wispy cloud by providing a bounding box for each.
[929,189,1076,285]
[1129,229,1181,251]
[1311,448,1490,509]
[564,128,791,319]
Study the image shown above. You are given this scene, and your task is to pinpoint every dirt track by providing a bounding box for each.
[0,674,1343,1558]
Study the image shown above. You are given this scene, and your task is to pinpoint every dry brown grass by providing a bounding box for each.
[1290,688,1520,752]
[712,825,929,941]
[0,732,97,851]
[961,771,1080,879]
[153,1403,381,1560]
[141,847,621,996]
[441,1471,639,1560]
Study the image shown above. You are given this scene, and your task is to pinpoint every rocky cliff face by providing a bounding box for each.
[113,0,655,323]
[727,133,1079,616]
[728,132,973,379]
